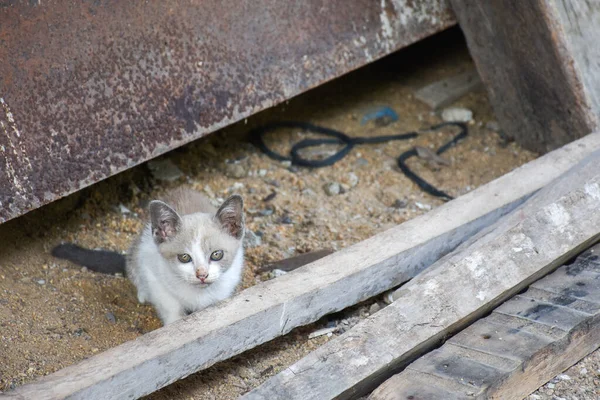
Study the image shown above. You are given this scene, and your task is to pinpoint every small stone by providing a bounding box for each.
[369,303,381,314]
[244,230,262,248]
[147,159,184,181]
[547,383,555,389]
[323,182,341,196]
[281,160,292,168]
[259,208,274,217]
[415,202,432,211]
[356,158,369,166]
[346,172,359,188]
[258,169,267,177]
[557,374,571,381]
[391,199,407,209]
[302,188,316,197]
[225,163,247,179]
[279,215,292,225]
[238,366,254,380]
[580,367,588,375]
[36,279,46,285]
[441,107,473,123]
[105,311,116,324]
[270,269,287,278]
[529,395,541,400]
[118,204,131,215]
[486,121,501,131]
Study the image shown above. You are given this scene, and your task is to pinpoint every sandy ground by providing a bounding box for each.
[1,28,593,399]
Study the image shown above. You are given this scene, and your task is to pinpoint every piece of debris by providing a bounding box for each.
[36,279,45,285]
[415,69,482,109]
[244,230,262,248]
[225,163,247,179]
[147,159,184,182]
[360,106,399,126]
[344,172,359,188]
[391,199,407,209]
[415,146,451,166]
[323,182,341,196]
[258,249,334,273]
[263,192,277,202]
[279,215,292,225]
[369,303,381,314]
[414,202,432,211]
[308,327,337,339]
[105,312,116,324]
[118,204,131,215]
[441,107,473,123]
[267,269,287,279]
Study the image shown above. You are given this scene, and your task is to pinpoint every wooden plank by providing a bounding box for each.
[242,147,600,400]
[6,134,600,400]
[414,69,483,109]
[450,0,600,153]
[371,244,600,399]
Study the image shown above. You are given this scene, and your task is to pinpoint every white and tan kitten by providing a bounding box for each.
[53,187,245,325]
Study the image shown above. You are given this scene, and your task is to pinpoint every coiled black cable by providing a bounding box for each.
[250,121,467,201]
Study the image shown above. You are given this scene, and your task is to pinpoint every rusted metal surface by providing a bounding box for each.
[0,0,455,223]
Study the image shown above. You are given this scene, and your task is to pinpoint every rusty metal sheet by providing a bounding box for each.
[0,0,455,223]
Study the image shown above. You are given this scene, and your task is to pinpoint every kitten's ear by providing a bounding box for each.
[149,200,182,244]
[215,195,245,239]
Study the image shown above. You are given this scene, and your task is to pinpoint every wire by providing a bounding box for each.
[250,121,467,201]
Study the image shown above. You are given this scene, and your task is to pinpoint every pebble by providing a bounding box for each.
[369,303,381,314]
[441,107,473,123]
[225,163,247,179]
[415,202,432,211]
[281,160,292,168]
[346,172,359,188]
[547,383,556,389]
[323,182,341,196]
[105,311,116,324]
[391,199,407,209]
[259,208,274,217]
[302,188,316,197]
[258,169,267,177]
[308,327,337,339]
[557,374,571,381]
[147,159,184,181]
[118,204,131,215]
[36,279,45,285]
[244,230,262,248]
[279,215,292,225]
[238,366,254,380]
[580,367,588,375]
[529,395,541,400]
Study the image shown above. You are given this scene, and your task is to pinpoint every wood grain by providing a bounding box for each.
[450,0,600,153]
[243,147,600,400]
[6,134,600,400]
[371,245,600,399]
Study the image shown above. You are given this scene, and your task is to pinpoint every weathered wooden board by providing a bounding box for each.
[371,244,600,399]
[414,69,482,109]
[6,134,600,400]
[243,148,600,400]
[450,0,600,153]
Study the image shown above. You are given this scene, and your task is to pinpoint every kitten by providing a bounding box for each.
[52,187,245,325]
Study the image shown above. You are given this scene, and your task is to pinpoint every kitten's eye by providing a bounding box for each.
[210,250,224,261]
[177,253,192,263]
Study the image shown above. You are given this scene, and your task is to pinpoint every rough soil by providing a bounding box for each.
[1,28,593,400]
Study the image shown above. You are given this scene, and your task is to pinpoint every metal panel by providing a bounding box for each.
[0,0,455,223]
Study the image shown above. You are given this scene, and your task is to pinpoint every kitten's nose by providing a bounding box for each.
[196,269,208,282]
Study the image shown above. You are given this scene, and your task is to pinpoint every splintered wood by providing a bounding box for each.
[371,245,600,400]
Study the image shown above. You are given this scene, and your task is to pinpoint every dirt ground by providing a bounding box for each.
[2,28,592,399]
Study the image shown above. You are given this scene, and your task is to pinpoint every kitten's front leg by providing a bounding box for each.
[149,288,185,325]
